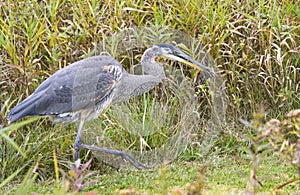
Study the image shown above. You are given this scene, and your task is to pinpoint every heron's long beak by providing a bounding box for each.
[165,52,214,74]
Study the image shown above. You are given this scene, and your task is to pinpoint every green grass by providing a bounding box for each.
[0,0,299,194]
[1,155,297,194]
[79,155,299,194]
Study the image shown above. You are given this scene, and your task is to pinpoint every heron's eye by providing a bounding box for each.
[173,50,178,55]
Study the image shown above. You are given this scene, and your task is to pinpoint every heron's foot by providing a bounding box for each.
[79,143,153,170]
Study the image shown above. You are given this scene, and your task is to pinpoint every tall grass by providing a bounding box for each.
[0,0,299,193]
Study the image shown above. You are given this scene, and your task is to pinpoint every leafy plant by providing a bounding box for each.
[262,109,300,192]
[239,109,300,194]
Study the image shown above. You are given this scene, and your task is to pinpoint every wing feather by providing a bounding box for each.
[7,56,124,122]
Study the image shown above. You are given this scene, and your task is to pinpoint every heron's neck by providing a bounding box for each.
[112,73,162,103]
[141,47,165,79]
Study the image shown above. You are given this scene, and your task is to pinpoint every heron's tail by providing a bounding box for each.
[7,94,39,122]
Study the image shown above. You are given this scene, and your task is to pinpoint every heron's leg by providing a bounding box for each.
[74,119,85,160]
[79,143,153,170]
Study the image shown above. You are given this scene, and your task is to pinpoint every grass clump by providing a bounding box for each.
[0,0,299,194]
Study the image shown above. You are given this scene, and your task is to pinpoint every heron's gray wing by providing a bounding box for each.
[38,60,123,115]
[7,56,123,122]
[69,66,120,112]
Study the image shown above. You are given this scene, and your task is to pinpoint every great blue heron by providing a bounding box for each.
[7,43,214,169]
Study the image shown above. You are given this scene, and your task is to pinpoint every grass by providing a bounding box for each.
[70,155,298,194]
[0,0,299,194]
[1,155,297,194]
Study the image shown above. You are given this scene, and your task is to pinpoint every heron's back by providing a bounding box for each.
[7,55,124,123]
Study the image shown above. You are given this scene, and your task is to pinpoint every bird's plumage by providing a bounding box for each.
[8,44,214,124]
[7,55,124,123]
[7,44,214,169]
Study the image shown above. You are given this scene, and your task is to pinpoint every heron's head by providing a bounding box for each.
[155,43,214,74]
